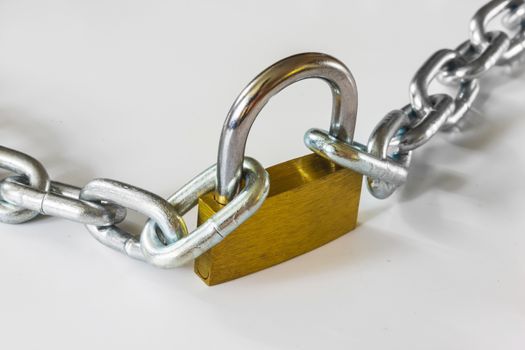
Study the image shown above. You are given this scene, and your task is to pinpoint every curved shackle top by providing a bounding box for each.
[216,52,359,204]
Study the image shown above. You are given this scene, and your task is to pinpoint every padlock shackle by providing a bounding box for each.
[216,52,359,204]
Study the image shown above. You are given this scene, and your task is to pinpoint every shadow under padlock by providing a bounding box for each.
[196,53,363,285]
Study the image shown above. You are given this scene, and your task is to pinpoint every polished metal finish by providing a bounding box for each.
[0,0,523,272]
[208,52,363,283]
[141,157,269,268]
[307,0,522,199]
[216,52,358,203]
[441,80,481,130]
[410,50,459,115]
[366,110,412,199]
[402,50,470,150]
[440,33,510,83]
[470,0,519,49]
[79,179,188,260]
[470,0,525,64]
[304,129,408,188]
[0,146,50,224]
[400,94,455,151]
[504,31,525,64]
[0,177,126,226]
[502,2,525,28]
[399,50,480,151]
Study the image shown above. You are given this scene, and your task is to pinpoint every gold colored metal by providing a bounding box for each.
[195,153,362,285]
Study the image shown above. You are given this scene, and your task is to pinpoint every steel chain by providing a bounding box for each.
[307,0,525,199]
[0,0,523,266]
[0,147,269,263]
[0,177,127,226]
[503,1,525,28]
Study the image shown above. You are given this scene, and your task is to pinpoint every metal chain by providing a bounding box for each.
[0,145,269,265]
[386,0,525,196]
[0,0,523,267]
[306,0,525,199]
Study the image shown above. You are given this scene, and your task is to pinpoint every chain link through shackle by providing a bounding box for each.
[0,0,523,265]
[306,0,525,198]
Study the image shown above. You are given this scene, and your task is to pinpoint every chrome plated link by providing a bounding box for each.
[470,0,525,65]
[0,177,126,226]
[399,50,480,151]
[470,0,521,49]
[304,129,409,189]
[440,32,510,84]
[79,179,189,261]
[441,80,481,130]
[398,94,455,152]
[502,2,525,28]
[308,0,519,199]
[366,110,412,199]
[503,30,525,63]
[141,157,269,268]
[0,146,50,224]
[410,50,459,115]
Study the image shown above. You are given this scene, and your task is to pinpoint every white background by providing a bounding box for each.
[0,0,524,349]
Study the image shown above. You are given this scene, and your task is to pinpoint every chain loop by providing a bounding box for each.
[0,177,127,226]
[502,2,525,28]
[440,32,510,84]
[366,110,412,199]
[502,30,525,64]
[79,179,189,261]
[397,50,481,151]
[398,95,455,151]
[409,50,459,115]
[140,157,269,268]
[304,129,409,187]
[470,0,521,50]
[397,51,454,150]
[470,0,525,65]
[306,1,516,200]
[0,146,50,224]
[441,79,481,130]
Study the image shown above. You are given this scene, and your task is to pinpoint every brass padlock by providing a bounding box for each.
[196,53,363,285]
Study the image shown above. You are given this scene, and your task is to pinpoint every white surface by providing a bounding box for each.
[0,0,524,349]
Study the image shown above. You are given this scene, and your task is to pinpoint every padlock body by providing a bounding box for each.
[196,153,362,285]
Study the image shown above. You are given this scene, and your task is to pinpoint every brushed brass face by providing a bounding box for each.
[196,153,362,285]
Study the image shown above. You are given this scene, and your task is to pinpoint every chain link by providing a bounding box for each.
[0,0,523,266]
[503,1,525,28]
[79,178,189,261]
[0,146,268,265]
[0,146,50,223]
[366,110,412,199]
[341,0,524,199]
[141,157,269,268]
[0,177,127,226]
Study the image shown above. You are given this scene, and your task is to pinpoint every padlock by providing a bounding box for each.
[196,53,363,285]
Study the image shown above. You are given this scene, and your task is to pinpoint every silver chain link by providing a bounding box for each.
[306,0,525,199]
[0,144,269,266]
[0,0,523,267]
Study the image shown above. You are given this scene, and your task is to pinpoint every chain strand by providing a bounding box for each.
[367,0,525,198]
[0,0,523,266]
